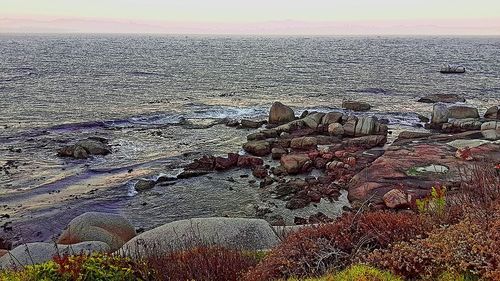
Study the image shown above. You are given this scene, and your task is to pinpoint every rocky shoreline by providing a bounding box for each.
[0,96,499,267]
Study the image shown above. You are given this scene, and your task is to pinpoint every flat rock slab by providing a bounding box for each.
[118,217,280,257]
[348,141,500,205]
[0,241,110,269]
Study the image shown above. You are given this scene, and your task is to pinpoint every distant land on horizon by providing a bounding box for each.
[1,17,500,35]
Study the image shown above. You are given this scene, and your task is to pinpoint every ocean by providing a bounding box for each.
[0,34,499,243]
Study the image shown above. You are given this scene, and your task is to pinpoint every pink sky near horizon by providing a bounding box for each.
[2,17,500,35]
[1,0,500,35]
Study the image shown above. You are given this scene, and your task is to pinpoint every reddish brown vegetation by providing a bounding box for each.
[245,211,432,280]
[144,246,259,281]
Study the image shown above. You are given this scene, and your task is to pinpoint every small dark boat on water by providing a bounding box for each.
[440,64,466,74]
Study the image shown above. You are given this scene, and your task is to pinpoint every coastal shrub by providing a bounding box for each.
[143,246,260,281]
[245,211,431,281]
[365,215,500,280]
[0,253,141,281]
[454,163,500,221]
[287,264,403,281]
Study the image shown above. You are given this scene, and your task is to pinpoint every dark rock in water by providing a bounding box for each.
[225,119,240,127]
[57,138,111,159]
[243,140,271,156]
[299,110,309,119]
[237,156,264,168]
[177,170,212,179]
[156,176,177,184]
[240,119,266,129]
[416,114,430,123]
[342,101,372,112]
[135,179,156,191]
[417,94,465,103]
[448,105,479,119]
[440,64,466,74]
[214,153,239,171]
[269,102,295,124]
[73,146,89,159]
[186,155,216,171]
[484,105,500,120]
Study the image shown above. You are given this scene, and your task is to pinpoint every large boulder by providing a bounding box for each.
[0,241,109,269]
[342,101,371,111]
[430,103,449,127]
[417,94,465,103]
[343,116,358,137]
[269,102,295,124]
[484,106,500,119]
[135,179,156,191]
[280,154,310,174]
[242,140,271,156]
[354,117,377,136]
[119,217,280,257]
[448,105,479,119]
[58,212,136,252]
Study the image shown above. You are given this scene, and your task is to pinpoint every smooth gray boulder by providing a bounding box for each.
[58,212,136,252]
[0,241,109,269]
[481,121,500,140]
[448,105,479,119]
[118,217,280,257]
[431,103,449,126]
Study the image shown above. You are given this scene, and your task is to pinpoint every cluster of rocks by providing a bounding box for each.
[429,103,499,140]
[0,212,286,269]
[177,102,389,215]
[57,137,111,159]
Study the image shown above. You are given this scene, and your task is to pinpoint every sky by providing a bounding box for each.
[1,0,500,35]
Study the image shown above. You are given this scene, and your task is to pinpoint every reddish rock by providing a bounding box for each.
[348,141,500,206]
[383,189,410,209]
[214,153,239,170]
[344,156,356,167]
[237,156,264,168]
[0,249,7,258]
[280,154,310,174]
[321,153,334,160]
